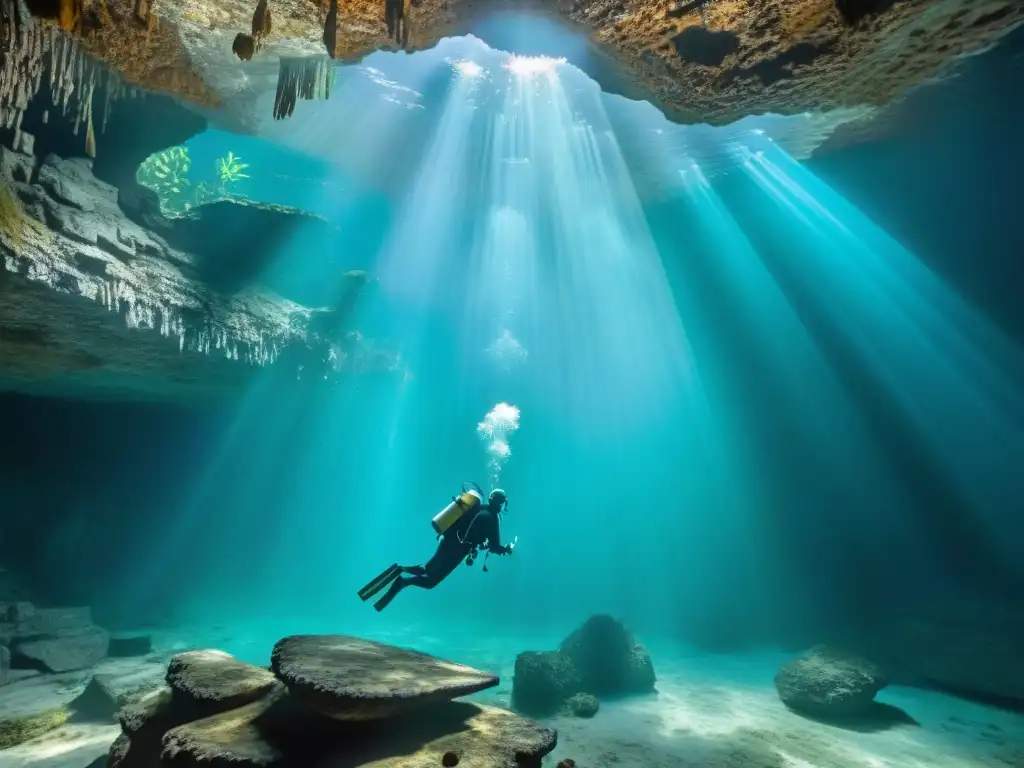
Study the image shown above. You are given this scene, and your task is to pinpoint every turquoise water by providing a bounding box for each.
[5,21,1021,680]
[1,16,1023,768]
[96,31,1023,657]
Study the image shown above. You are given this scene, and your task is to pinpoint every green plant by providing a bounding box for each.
[136,147,253,216]
[136,146,192,214]
[216,151,249,185]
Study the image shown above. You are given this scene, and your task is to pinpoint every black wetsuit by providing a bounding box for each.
[374,504,510,611]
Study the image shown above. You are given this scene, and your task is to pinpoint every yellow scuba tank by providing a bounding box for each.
[432,483,483,535]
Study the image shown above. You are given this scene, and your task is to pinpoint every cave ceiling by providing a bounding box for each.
[20,0,1023,131]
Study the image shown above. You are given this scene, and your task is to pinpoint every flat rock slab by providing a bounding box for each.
[0,670,90,747]
[13,626,110,672]
[166,650,278,709]
[270,635,499,721]
[71,657,170,721]
[162,690,556,768]
[162,686,288,768]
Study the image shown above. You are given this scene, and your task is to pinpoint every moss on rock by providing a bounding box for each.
[0,706,69,749]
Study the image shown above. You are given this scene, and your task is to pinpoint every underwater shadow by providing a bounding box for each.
[159,199,341,295]
[255,697,478,765]
[784,701,920,733]
[914,680,1024,714]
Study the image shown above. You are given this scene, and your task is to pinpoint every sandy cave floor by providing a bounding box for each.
[1,619,1023,768]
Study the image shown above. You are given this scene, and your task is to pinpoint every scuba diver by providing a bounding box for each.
[358,484,516,612]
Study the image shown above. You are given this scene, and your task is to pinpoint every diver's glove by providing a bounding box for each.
[506,536,518,555]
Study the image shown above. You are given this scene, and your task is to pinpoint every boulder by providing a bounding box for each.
[12,625,110,672]
[270,635,499,721]
[0,669,89,747]
[566,693,599,719]
[559,615,656,696]
[111,651,280,768]
[166,650,278,713]
[775,646,886,719]
[510,651,582,717]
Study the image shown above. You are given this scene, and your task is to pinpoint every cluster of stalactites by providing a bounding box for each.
[0,2,130,158]
[272,55,334,120]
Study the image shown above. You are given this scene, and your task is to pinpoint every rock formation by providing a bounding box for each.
[0,14,399,401]
[774,645,887,719]
[511,615,656,717]
[0,146,396,400]
[104,633,556,768]
[559,614,657,697]
[2,604,110,673]
[270,634,500,720]
[0,596,157,749]
[8,0,1023,130]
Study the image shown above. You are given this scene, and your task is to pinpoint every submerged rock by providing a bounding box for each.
[102,634,553,768]
[166,650,278,712]
[511,616,656,717]
[110,651,281,768]
[566,692,599,718]
[2,604,111,673]
[270,634,499,720]
[775,646,886,718]
[0,150,398,402]
[510,651,582,717]
[559,615,656,696]
[71,657,170,721]
[13,625,110,672]
[2,605,94,637]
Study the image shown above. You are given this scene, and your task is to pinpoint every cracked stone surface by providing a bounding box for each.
[24,0,1024,128]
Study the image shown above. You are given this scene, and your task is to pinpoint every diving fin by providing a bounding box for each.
[358,563,401,601]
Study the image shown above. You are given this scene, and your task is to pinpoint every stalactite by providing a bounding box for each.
[84,84,95,157]
[0,7,128,160]
[251,0,271,42]
[273,56,334,121]
[133,0,150,25]
[323,0,338,58]
[385,0,408,48]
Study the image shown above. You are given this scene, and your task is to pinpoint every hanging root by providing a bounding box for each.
[272,55,334,120]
